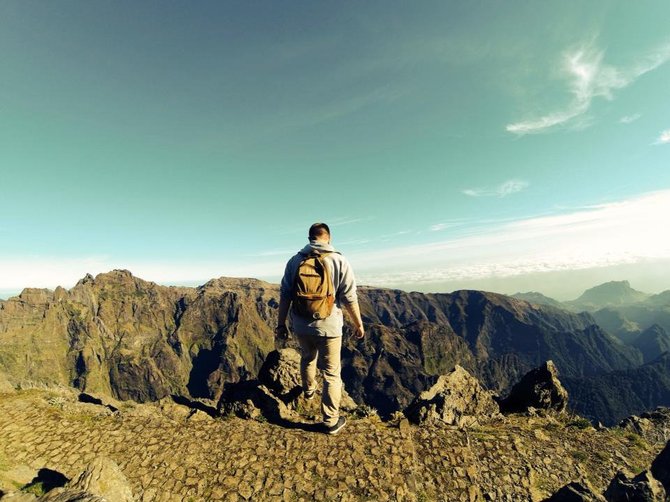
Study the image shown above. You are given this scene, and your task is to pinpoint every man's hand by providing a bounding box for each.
[274,324,289,339]
[353,324,365,339]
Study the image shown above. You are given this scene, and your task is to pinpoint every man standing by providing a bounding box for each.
[275,222,365,434]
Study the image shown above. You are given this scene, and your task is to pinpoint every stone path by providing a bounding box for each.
[0,389,664,501]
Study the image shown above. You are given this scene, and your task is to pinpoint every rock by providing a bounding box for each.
[1,465,37,487]
[39,489,105,501]
[650,440,670,494]
[63,457,133,502]
[404,365,501,426]
[0,372,15,394]
[543,482,605,501]
[603,470,665,501]
[258,349,302,399]
[154,397,192,421]
[220,347,359,423]
[1,493,39,501]
[218,381,295,422]
[620,408,670,445]
[500,361,568,414]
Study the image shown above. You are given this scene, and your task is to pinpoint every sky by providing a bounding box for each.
[1,1,669,300]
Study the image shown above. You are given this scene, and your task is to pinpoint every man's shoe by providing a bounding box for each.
[325,416,346,435]
[303,390,315,400]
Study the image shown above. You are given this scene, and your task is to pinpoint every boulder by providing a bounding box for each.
[651,440,670,494]
[500,361,568,414]
[219,381,295,422]
[604,470,665,501]
[0,459,131,502]
[404,365,500,427]
[258,349,302,400]
[543,482,605,501]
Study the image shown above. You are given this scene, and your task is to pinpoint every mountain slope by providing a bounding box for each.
[0,271,649,420]
[565,352,670,425]
[511,291,566,310]
[632,324,670,364]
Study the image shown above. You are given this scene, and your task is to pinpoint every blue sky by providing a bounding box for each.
[1,1,669,299]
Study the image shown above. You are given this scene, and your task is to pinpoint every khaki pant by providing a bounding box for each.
[296,334,342,427]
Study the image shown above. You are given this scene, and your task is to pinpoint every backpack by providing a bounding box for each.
[292,250,335,320]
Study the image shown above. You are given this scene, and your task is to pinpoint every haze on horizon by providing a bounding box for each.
[1,1,669,301]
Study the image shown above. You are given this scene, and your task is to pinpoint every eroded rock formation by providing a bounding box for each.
[404,365,500,426]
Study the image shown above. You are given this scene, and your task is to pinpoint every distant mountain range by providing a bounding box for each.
[2,271,670,425]
[512,280,670,345]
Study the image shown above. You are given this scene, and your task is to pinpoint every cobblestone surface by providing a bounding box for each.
[0,390,665,501]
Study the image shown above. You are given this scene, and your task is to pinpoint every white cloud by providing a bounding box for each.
[0,255,283,291]
[619,113,641,124]
[462,179,529,198]
[352,190,670,286]
[507,41,670,135]
[4,191,670,293]
[655,129,670,144]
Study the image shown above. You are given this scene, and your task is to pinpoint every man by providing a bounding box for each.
[275,222,365,435]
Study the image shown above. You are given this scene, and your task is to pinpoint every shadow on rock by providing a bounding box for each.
[217,348,358,431]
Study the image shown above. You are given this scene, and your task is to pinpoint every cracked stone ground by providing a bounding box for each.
[0,389,665,501]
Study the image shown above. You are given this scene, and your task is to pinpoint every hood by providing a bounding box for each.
[300,241,338,255]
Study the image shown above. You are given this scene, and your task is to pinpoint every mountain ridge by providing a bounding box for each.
[0,269,651,424]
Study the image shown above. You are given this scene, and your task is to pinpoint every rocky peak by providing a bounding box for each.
[500,360,568,414]
[18,288,54,305]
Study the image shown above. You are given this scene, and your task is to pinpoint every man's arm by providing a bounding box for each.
[275,294,291,338]
[343,301,365,339]
[276,257,295,338]
[337,257,365,339]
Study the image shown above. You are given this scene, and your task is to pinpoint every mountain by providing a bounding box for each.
[591,307,643,344]
[511,291,565,309]
[0,270,277,402]
[632,324,670,364]
[565,352,670,425]
[566,280,650,312]
[645,290,670,307]
[1,270,648,423]
[592,302,670,346]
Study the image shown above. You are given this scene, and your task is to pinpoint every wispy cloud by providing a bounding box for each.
[6,192,670,293]
[430,220,467,232]
[327,216,373,227]
[655,129,670,145]
[352,190,670,287]
[507,40,670,135]
[619,113,641,124]
[462,180,529,198]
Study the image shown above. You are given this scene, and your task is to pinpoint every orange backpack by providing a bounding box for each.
[292,251,335,320]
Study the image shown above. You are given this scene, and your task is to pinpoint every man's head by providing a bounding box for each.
[308,222,331,243]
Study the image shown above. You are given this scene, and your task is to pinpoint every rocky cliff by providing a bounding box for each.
[0,270,654,423]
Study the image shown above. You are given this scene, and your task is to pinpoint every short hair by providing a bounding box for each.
[309,222,331,241]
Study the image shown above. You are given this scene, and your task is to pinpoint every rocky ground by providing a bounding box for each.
[1,385,668,502]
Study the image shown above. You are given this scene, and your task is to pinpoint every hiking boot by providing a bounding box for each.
[325,416,346,435]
